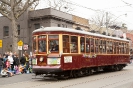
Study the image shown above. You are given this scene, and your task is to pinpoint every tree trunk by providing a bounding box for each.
[11,18,18,53]
[10,0,18,53]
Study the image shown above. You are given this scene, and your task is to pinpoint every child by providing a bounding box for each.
[6,59,11,70]
[19,65,25,74]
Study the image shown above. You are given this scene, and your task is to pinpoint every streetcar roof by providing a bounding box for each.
[32,27,129,42]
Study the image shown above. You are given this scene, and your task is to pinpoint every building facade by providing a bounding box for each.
[0,8,89,54]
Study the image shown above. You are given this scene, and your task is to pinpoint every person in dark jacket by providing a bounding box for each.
[13,54,20,74]
[13,54,20,67]
[20,54,26,73]
[0,54,3,74]
[51,43,59,51]
[20,54,26,66]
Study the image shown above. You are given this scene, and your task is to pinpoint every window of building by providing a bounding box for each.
[17,25,20,35]
[70,36,78,53]
[58,24,61,27]
[3,26,9,37]
[34,23,40,29]
[62,24,64,27]
[63,35,70,53]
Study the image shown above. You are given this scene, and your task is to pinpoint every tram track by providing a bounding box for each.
[25,71,133,88]
[58,71,133,88]
[1,69,133,88]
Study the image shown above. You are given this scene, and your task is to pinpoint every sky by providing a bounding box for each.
[36,0,133,30]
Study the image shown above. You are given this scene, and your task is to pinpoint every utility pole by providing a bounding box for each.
[106,12,108,35]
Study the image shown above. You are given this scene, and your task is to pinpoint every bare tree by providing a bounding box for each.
[90,11,124,32]
[44,0,74,12]
[0,0,39,53]
[90,11,114,27]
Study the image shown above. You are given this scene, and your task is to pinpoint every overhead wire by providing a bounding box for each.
[35,0,133,30]
[65,0,133,30]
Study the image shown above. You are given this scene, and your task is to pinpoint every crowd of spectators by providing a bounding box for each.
[0,51,33,77]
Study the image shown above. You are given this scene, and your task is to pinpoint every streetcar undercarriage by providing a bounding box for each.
[33,64,127,79]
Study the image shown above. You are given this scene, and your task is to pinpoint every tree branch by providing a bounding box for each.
[14,0,22,7]
[0,10,11,20]
[0,0,10,6]
[15,0,39,18]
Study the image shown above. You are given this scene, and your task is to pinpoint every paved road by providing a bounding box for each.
[0,73,34,85]
[0,64,133,88]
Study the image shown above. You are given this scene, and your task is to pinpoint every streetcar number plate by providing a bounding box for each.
[47,58,60,65]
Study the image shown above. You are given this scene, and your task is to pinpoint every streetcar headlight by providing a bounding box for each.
[39,56,44,62]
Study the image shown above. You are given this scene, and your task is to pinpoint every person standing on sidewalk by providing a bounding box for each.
[20,54,26,73]
[8,53,14,71]
[0,54,3,74]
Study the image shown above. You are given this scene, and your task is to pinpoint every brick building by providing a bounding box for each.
[0,8,89,54]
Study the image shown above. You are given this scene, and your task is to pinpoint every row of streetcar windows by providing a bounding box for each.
[63,35,129,54]
[33,35,129,54]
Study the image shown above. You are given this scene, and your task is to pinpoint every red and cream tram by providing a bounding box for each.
[32,27,130,78]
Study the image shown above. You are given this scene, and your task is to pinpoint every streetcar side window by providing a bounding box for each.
[119,43,122,54]
[33,36,36,52]
[49,35,59,52]
[90,38,94,53]
[126,43,129,54]
[116,42,119,54]
[86,37,90,53]
[124,43,126,54]
[102,40,106,53]
[95,39,99,54]
[63,35,70,53]
[80,37,85,53]
[107,41,110,54]
[121,43,124,54]
[99,40,102,53]
[70,36,78,53]
[114,42,117,54]
[109,41,113,54]
[38,35,46,52]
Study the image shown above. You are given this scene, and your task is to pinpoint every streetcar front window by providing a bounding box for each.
[49,35,59,52]
[38,35,46,52]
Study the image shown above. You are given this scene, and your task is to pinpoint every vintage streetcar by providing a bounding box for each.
[32,27,130,78]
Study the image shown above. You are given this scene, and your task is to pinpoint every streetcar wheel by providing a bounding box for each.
[88,69,93,75]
